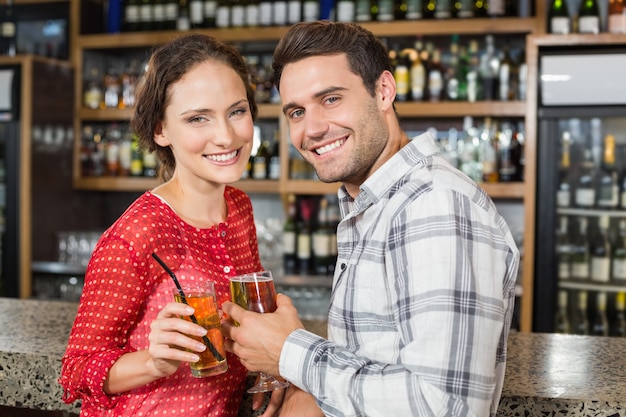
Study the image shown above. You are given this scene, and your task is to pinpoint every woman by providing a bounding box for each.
[59,33,266,416]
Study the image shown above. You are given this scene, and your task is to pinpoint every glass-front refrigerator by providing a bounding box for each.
[532,38,626,336]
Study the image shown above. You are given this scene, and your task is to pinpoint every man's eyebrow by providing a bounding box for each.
[282,86,348,115]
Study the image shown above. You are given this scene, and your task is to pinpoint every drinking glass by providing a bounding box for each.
[229,270,290,393]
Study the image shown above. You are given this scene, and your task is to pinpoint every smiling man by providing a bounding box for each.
[222,21,520,417]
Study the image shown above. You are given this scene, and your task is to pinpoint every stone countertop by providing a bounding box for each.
[1,298,626,416]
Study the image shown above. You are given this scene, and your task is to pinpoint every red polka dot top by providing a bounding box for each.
[59,187,262,416]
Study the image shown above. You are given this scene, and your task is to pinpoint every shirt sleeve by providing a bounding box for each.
[279,188,519,417]
[59,232,149,409]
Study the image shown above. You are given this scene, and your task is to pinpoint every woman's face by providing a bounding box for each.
[155,59,254,188]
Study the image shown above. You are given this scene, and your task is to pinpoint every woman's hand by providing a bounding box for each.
[147,301,209,378]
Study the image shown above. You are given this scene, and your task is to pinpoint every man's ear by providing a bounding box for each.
[377,70,397,112]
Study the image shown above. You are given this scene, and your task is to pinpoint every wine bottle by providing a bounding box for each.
[574,149,596,208]
[303,0,321,21]
[590,215,611,284]
[410,44,426,102]
[259,0,273,25]
[406,0,422,19]
[608,0,626,33]
[596,134,619,209]
[613,292,626,337]
[548,0,571,34]
[252,139,270,179]
[123,0,142,32]
[578,0,600,34]
[273,0,288,25]
[139,0,154,31]
[453,0,475,17]
[190,0,205,27]
[474,0,487,17]
[394,0,408,19]
[177,0,191,30]
[287,0,302,24]
[434,0,452,18]
[376,0,394,21]
[282,194,298,275]
[204,0,219,27]
[164,0,179,30]
[556,131,572,207]
[336,0,356,21]
[297,198,313,275]
[574,290,589,335]
[592,292,609,337]
[245,0,260,27]
[394,51,410,102]
[612,219,626,283]
[554,290,571,334]
[556,215,571,281]
[215,0,230,27]
[487,0,506,17]
[230,0,246,27]
[312,197,332,275]
[570,216,590,282]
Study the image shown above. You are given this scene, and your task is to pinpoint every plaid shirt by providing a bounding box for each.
[280,132,519,417]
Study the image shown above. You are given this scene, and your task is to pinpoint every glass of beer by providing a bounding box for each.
[173,281,228,378]
[229,270,290,393]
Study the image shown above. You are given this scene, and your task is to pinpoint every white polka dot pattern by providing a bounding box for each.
[59,187,263,416]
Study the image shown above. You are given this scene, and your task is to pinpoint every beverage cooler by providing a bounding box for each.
[532,38,626,336]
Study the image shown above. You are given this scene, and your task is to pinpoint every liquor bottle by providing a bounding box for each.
[303,0,321,21]
[592,292,609,337]
[394,0,408,19]
[498,45,514,101]
[556,131,572,208]
[570,216,590,281]
[394,51,410,102]
[433,0,452,18]
[487,0,506,17]
[612,219,626,283]
[164,0,179,30]
[252,139,270,179]
[480,117,499,183]
[216,0,230,27]
[574,290,589,335]
[445,36,461,101]
[274,0,288,25]
[142,149,158,177]
[556,215,571,281]
[246,0,260,27]
[453,0,475,18]
[204,0,219,27]
[578,0,600,34]
[574,150,596,208]
[312,197,332,275]
[590,215,611,284]
[190,0,205,27]
[326,195,340,274]
[83,67,104,110]
[230,0,246,27]
[554,290,570,334]
[297,198,313,275]
[474,0,487,17]
[596,134,619,209]
[497,122,517,182]
[376,0,394,21]
[153,0,167,30]
[124,0,142,32]
[287,0,302,24]
[259,0,273,25]
[282,194,298,275]
[139,0,154,31]
[406,0,422,19]
[0,0,16,56]
[608,0,626,33]
[410,43,426,101]
[355,0,372,20]
[177,0,192,30]
[427,48,444,102]
[130,133,144,177]
[613,292,626,337]
[268,137,280,180]
[548,0,571,34]
[479,34,500,101]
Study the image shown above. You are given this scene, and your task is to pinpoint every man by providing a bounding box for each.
[222,21,519,417]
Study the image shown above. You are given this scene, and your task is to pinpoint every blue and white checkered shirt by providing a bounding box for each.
[279,131,520,417]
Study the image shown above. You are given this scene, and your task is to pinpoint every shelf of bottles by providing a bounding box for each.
[554,116,626,340]
[548,0,626,36]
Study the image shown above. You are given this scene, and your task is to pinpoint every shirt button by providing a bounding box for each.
[340,263,347,271]
[220,230,226,237]
[224,266,231,273]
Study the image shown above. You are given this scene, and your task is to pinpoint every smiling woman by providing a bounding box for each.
[58,33,268,417]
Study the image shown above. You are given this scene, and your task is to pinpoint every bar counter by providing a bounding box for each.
[1,297,625,416]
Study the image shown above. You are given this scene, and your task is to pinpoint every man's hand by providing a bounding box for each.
[279,386,324,417]
[222,294,305,376]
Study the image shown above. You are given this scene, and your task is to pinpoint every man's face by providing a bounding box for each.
[279,53,390,190]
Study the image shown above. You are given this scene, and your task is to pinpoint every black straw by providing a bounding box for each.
[152,252,225,362]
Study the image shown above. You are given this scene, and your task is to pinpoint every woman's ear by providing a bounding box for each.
[153,122,169,147]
